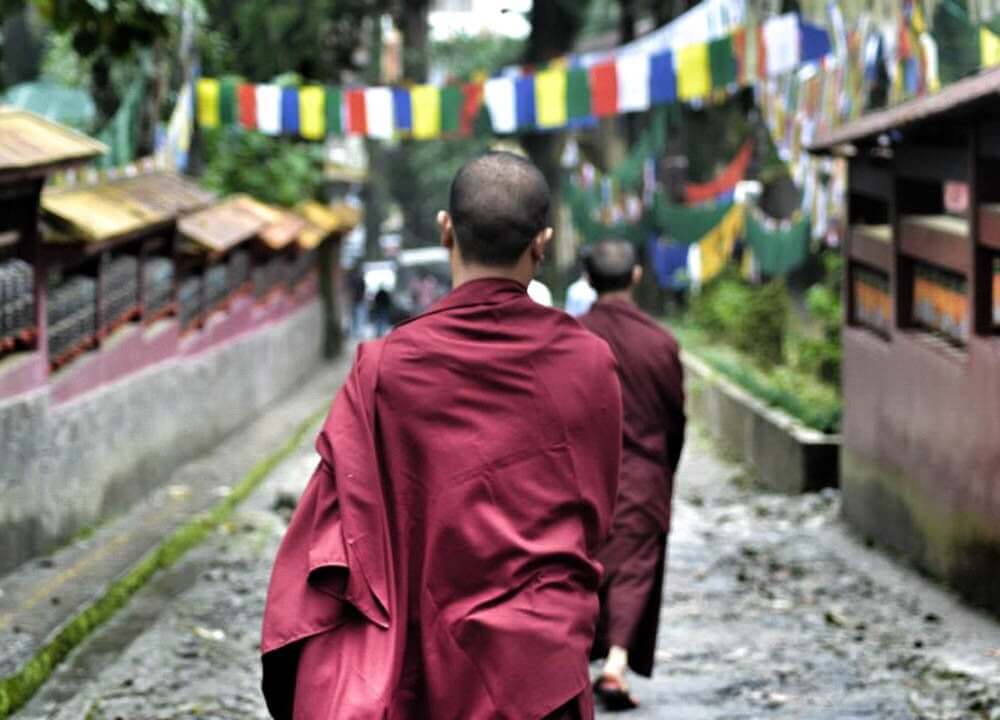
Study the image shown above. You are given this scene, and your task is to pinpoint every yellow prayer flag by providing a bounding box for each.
[698,204,745,283]
[535,68,568,129]
[411,85,441,140]
[676,42,711,101]
[196,78,220,129]
[299,85,326,140]
[982,27,1000,68]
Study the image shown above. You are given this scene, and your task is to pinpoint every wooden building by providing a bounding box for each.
[0,109,104,396]
[809,68,1000,613]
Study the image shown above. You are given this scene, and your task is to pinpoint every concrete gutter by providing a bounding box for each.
[0,355,352,718]
[682,350,840,494]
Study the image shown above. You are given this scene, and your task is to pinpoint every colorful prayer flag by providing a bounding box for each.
[484,77,517,134]
[515,75,536,129]
[762,14,801,75]
[393,87,413,133]
[589,61,618,117]
[697,204,745,283]
[709,35,738,89]
[365,86,395,140]
[412,84,441,139]
[650,50,677,104]
[800,20,832,63]
[299,85,326,140]
[982,27,1000,68]
[238,84,257,129]
[617,53,650,113]
[440,84,463,135]
[346,89,367,136]
[325,86,343,136]
[567,67,592,119]
[280,86,300,135]
[196,78,220,129]
[535,68,568,128]
[256,84,281,135]
[219,79,238,127]
[461,82,484,136]
[676,42,711,100]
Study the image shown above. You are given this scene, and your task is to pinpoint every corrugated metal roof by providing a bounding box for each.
[0,107,104,177]
[810,66,1000,152]
[41,172,215,243]
[178,195,266,254]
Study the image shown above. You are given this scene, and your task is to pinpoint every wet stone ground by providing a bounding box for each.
[15,428,1000,720]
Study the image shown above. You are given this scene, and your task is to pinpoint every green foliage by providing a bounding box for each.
[689,269,789,369]
[673,323,842,434]
[32,0,183,58]
[793,251,843,387]
[199,0,375,82]
[201,129,323,207]
[680,261,843,432]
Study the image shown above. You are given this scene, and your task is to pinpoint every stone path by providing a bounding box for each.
[14,428,1000,719]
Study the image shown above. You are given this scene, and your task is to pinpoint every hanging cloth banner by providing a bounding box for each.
[190,10,836,142]
[744,208,810,276]
[695,203,745,283]
[652,195,737,244]
[684,141,753,204]
[649,238,691,289]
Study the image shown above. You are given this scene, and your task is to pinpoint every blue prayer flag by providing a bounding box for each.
[649,238,690,290]
[393,88,412,132]
[281,86,300,135]
[650,51,677,105]
[515,75,536,129]
[800,21,832,63]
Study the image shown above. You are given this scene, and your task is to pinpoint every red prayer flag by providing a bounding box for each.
[757,25,767,79]
[589,61,618,118]
[684,141,754,204]
[238,84,257,129]
[461,82,484,136]
[732,28,746,82]
[346,89,367,136]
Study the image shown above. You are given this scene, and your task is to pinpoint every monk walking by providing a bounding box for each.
[260,152,623,720]
[579,238,686,711]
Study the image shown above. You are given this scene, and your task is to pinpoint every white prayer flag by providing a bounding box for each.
[763,14,801,76]
[484,77,517,134]
[256,85,282,135]
[617,53,651,113]
[365,87,395,140]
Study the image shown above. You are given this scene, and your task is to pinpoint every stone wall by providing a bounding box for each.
[0,302,323,575]
[683,351,840,494]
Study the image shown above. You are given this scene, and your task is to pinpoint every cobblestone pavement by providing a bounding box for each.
[15,428,1000,720]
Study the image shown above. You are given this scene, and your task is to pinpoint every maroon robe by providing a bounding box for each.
[579,299,685,677]
[261,278,623,719]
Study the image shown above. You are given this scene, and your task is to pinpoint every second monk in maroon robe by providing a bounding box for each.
[579,238,686,691]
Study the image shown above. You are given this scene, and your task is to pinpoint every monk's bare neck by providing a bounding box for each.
[598,289,635,305]
[452,257,535,289]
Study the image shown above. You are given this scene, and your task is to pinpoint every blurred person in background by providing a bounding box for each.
[579,238,686,712]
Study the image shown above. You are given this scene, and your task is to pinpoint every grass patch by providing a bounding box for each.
[0,407,326,719]
[669,321,842,434]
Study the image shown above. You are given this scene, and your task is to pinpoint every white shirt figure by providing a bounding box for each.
[527,279,553,307]
[565,275,597,317]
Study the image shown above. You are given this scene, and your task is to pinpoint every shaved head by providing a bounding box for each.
[449,151,551,267]
[585,239,638,293]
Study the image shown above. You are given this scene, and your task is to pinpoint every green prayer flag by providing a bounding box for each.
[709,35,738,89]
[652,194,735,245]
[219,78,238,127]
[441,85,462,134]
[325,86,342,135]
[745,212,810,276]
[567,67,591,119]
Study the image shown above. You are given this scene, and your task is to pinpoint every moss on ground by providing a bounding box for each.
[0,408,326,719]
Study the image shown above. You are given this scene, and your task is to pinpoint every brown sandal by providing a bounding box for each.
[593,674,640,711]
